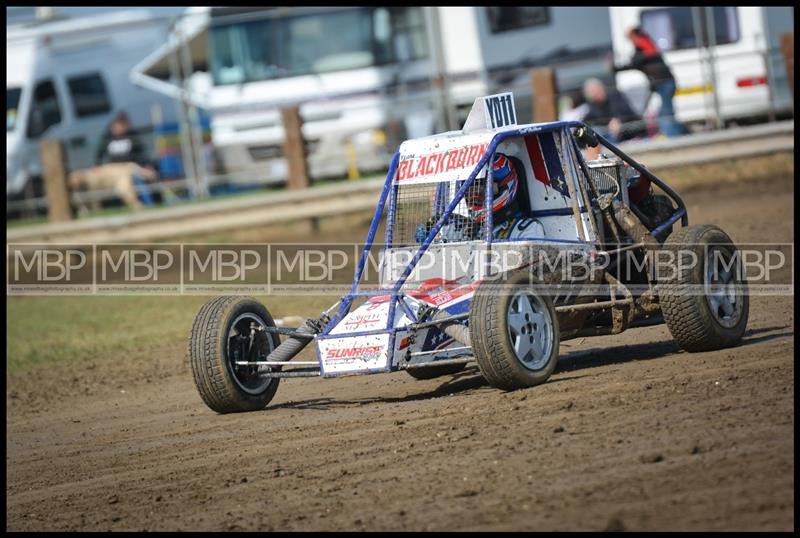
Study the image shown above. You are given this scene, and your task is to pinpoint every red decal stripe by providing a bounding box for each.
[525,135,550,187]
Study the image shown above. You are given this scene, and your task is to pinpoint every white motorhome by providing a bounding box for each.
[6,9,183,201]
[135,6,443,185]
[133,7,614,187]
[609,6,794,125]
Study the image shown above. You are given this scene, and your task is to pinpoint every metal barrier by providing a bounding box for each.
[7,119,793,246]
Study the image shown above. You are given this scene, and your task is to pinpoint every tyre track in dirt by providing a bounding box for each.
[6,175,794,531]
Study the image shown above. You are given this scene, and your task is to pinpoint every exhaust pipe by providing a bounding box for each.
[265,318,318,363]
[432,310,471,348]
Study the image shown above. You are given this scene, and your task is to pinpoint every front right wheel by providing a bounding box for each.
[469,271,560,390]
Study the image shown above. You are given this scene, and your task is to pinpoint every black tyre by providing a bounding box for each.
[657,224,749,352]
[405,362,466,380]
[469,270,560,390]
[189,296,281,413]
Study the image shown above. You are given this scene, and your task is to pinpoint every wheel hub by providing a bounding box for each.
[507,291,553,371]
[705,246,743,328]
[228,313,274,394]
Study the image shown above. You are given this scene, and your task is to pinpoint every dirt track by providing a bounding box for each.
[6,175,794,531]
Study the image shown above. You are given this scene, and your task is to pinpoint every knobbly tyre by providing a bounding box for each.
[188,92,749,414]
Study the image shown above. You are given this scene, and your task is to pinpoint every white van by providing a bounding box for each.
[6,9,181,202]
[609,6,793,125]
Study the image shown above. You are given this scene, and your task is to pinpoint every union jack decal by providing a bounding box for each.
[525,132,569,198]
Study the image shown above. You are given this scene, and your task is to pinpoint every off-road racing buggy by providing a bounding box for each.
[189,93,748,414]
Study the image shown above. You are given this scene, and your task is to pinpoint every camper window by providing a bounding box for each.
[640,7,740,52]
[7,87,21,132]
[486,7,550,34]
[67,73,112,118]
[209,7,428,85]
[26,80,62,139]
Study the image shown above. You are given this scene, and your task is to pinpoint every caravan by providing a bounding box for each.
[6,9,182,203]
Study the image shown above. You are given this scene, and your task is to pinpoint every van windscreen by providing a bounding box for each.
[7,87,21,132]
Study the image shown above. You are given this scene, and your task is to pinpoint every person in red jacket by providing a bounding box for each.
[615,26,688,137]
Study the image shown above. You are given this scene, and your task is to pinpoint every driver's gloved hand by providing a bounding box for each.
[415,223,428,244]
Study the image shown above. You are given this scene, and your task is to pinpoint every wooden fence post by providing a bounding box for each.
[780,32,794,97]
[530,67,558,123]
[281,107,310,190]
[40,139,73,222]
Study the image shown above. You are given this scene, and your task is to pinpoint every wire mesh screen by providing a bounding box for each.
[391,180,486,247]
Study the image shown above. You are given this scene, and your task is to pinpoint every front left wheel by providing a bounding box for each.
[189,296,281,414]
[470,271,560,390]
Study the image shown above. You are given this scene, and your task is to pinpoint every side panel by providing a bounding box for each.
[317,332,392,376]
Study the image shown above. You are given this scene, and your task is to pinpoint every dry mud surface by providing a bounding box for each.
[6,176,794,531]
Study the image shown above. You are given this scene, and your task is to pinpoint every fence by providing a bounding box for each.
[7,119,793,246]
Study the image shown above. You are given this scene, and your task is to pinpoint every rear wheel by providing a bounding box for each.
[189,296,281,413]
[470,271,560,390]
[657,224,749,352]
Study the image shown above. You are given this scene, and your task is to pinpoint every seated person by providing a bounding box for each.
[95,111,157,207]
[465,152,520,228]
[582,78,647,144]
[418,153,522,243]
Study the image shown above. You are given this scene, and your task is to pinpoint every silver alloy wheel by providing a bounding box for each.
[506,291,553,371]
[228,312,274,395]
[705,246,744,329]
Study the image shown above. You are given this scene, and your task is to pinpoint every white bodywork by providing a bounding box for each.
[316,94,595,376]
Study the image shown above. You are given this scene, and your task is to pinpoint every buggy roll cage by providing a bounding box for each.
[319,121,688,340]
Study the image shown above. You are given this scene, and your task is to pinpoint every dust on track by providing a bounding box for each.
[6,175,794,531]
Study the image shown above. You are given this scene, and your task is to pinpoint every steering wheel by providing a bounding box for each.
[424,213,481,242]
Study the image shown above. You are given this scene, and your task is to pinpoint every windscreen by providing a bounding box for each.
[7,87,21,132]
[209,7,428,85]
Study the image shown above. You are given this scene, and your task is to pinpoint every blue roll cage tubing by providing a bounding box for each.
[317,121,688,347]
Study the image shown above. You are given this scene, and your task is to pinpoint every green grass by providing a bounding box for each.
[7,215,49,228]
[6,293,335,373]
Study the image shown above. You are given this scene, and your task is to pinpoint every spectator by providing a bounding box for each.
[95,111,156,206]
[582,77,647,144]
[558,89,590,122]
[614,27,688,137]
